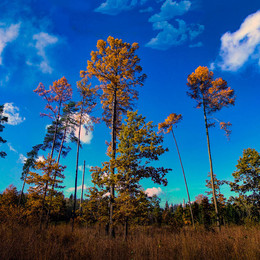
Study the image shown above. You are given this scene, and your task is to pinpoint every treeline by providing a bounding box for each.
[0,36,259,238]
[0,184,259,230]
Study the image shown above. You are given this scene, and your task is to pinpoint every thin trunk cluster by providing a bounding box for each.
[72,104,83,232]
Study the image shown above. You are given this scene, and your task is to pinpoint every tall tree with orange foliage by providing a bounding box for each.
[83,36,146,237]
[158,113,194,227]
[34,77,72,226]
[187,66,235,230]
[34,77,72,159]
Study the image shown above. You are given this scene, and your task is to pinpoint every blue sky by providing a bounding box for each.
[0,0,260,205]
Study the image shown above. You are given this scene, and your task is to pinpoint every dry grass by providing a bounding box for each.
[0,224,259,260]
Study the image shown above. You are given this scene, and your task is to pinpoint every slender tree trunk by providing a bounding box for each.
[79,160,86,213]
[40,103,61,228]
[46,122,68,227]
[171,130,195,228]
[109,87,117,238]
[202,100,221,231]
[72,106,83,232]
[18,172,28,206]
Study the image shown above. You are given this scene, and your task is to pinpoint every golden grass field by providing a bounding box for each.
[0,224,259,260]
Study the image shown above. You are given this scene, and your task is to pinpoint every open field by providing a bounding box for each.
[0,224,259,260]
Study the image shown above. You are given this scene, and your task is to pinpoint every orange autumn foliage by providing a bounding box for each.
[34,76,72,119]
[187,66,235,138]
[220,121,232,139]
[187,66,235,114]
[158,113,182,134]
[83,36,146,131]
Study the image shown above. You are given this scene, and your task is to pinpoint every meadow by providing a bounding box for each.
[0,223,259,260]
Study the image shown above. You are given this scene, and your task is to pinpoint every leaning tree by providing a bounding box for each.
[158,113,195,227]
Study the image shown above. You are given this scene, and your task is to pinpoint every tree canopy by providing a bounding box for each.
[230,148,260,207]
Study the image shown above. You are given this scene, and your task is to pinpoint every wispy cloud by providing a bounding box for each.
[149,0,191,23]
[66,184,87,193]
[3,103,25,125]
[146,20,204,50]
[0,23,20,65]
[78,164,92,172]
[145,187,162,197]
[18,154,27,164]
[140,7,154,13]
[146,0,204,50]
[31,32,59,74]
[7,143,17,153]
[214,10,260,71]
[95,0,149,15]
[95,0,136,15]
[171,187,181,192]
[0,73,10,87]
[7,142,28,164]
[189,41,203,48]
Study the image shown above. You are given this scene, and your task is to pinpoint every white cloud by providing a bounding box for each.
[37,156,44,162]
[149,0,191,23]
[86,164,92,170]
[79,164,92,171]
[31,32,58,74]
[18,154,27,164]
[69,113,94,144]
[146,20,187,50]
[216,10,260,71]
[146,20,204,50]
[145,187,162,197]
[7,143,17,153]
[66,184,87,193]
[45,124,51,130]
[3,103,25,125]
[0,23,20,65]
[209,62,215,70]
[77,124,93,144]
